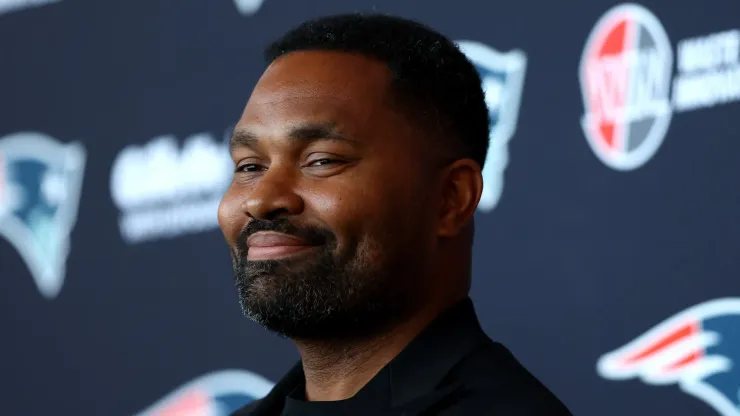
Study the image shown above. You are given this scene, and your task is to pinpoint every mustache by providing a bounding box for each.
[235,218,335,256]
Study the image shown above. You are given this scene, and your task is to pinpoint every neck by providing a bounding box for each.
[293,301,449,402]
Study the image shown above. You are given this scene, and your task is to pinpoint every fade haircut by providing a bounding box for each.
[264,13,491,168]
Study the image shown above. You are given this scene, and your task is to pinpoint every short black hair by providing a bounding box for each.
[264,13,491,168]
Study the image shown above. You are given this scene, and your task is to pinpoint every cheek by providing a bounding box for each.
[305,174,422,250]
[218,189,245,245]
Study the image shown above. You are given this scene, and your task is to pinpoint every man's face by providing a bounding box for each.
[218,51,440,340]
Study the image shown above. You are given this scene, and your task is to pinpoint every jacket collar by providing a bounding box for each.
[250,297,488,414]
[388,297,488,407]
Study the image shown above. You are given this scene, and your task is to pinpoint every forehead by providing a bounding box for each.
[238,51,400,139]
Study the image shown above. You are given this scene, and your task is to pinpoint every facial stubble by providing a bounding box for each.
[232,223,417,342]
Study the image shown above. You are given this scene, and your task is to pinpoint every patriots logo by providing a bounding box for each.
[0,132,86,299]
[456,40,527,213]
[135,369,274,416]
[597,298,740,416]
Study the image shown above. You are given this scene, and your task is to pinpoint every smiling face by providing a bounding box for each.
[218,51,445,340]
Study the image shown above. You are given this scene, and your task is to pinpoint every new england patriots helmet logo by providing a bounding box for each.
[456,40,527,213]
[597,298,740,416]
[0,132,86,299]
[136,369,274,416]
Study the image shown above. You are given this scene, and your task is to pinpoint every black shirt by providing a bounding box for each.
[280,364,393,415]
[232,298,573,415]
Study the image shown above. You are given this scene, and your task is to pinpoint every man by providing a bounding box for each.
[219,13,572,416]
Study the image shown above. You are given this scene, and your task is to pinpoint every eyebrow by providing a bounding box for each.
[229,121,353,152]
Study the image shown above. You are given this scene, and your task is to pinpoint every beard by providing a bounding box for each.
[232,217,417,341]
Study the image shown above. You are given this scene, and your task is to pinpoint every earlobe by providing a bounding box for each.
[437,159,483,237]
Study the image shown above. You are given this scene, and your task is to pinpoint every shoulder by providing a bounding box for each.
[450,341,555,389]
[440,341,572,414]
[230,400,261,416]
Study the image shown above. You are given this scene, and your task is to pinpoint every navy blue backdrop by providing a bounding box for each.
[2,0,739,415]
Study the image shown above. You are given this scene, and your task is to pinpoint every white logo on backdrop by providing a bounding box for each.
[110,131,232,244]
[233,0,264,16]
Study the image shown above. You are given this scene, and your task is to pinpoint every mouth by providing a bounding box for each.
[246,231,321,261]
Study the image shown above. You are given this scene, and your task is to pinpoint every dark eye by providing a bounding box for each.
[236,163,264,173]
[309,159,338,167]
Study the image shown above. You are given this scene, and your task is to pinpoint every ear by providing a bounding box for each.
[437,159,483,238]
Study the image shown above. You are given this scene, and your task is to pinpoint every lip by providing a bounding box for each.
[246,232,318,261]
[247,232,309,248]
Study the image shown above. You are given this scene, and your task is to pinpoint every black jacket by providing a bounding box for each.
[233,298,573,415]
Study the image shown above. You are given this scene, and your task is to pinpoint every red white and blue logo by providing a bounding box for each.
[597,298,740,416]
[579,3,673,171]
[135,369,274,416]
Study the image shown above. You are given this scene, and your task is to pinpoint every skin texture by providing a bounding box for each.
[218,50,483,401]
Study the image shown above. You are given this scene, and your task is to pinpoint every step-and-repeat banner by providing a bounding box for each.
[2,0,739,415]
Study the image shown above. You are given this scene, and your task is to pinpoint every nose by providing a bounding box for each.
[243,165,304,220]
